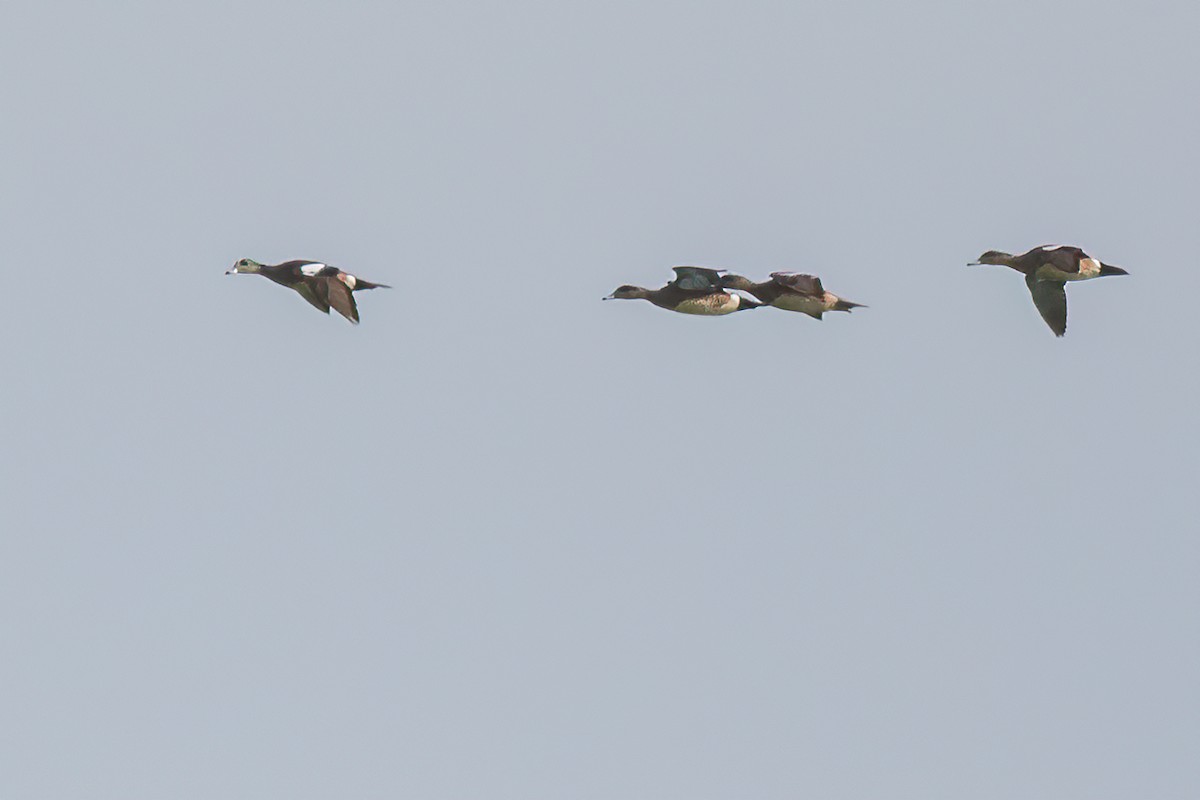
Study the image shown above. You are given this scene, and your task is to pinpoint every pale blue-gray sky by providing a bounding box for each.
[2,1,1198,797]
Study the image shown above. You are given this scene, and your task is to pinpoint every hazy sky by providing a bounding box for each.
[2,1,1198,797]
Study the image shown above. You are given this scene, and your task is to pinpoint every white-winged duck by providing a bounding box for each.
[226,259,391,324]
[604,266,760,315]
[719,272,864,319]
[969,245,1128,337]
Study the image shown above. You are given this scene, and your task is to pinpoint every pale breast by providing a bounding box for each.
[674,293,740,315]
[773,293,832,314]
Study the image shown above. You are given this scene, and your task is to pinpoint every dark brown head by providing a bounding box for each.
[969,250,1014,266]
[719,273,756,291]
[604,285,649,301]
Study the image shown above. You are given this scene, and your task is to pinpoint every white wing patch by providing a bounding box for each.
[1039,245,1065,252]
[299,262,328,277]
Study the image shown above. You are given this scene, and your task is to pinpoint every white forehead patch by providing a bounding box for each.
[300,262,328,277]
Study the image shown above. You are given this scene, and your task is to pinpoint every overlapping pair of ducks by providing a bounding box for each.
[604,267,863,319]
[227,245,1129,336]
[604,245,1129,336]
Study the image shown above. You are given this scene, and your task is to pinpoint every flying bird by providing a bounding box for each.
[226,259,390,324]
[604,267,760,315]
[720,272,864,319]
[969,245,1128,337]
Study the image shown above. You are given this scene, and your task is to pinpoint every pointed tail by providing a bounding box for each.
[834,299,866,312]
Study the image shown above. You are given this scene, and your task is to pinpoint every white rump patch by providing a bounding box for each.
[340,273,357,289]
[299,262,328,277]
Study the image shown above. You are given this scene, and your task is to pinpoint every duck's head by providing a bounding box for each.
[226,258,263,275]
[604,285,648,300]
[969,250,1013,266]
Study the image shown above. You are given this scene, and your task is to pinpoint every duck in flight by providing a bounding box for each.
[719,272,864,319]
[604,266,761,315]
[226,259,390,324]
[969,245,1128,337]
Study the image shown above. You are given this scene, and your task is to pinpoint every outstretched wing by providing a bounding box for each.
[1025,274,1067,337]
[671,266,725,291]
[770,272,824,296]
[323,277,361,324]
[292,279,331,314]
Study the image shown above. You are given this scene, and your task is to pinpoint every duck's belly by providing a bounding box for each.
[772,294,829,314]
[1037,258,1100,281]
[674,294,740,315]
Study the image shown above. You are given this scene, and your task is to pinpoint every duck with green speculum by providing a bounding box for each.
[969,245,1128,337]
[604,267,761,315]
[718,272,865,319]
[226,259,390,324]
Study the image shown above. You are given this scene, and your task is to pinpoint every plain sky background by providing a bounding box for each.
[2,1,1198,797]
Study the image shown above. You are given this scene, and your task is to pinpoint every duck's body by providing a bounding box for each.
[605,283,758,315]
[666,288,754,315]
[226,259,390,324]
[974,245,1121,281]
[970,245,1128,337]
[605,267,760,315]
[720,272,864,319]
